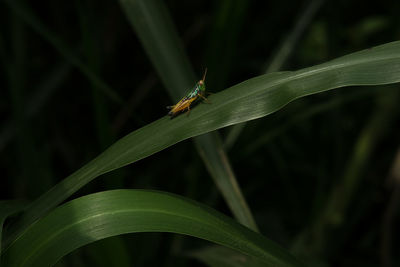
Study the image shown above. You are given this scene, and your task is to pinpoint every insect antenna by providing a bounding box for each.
[201,68,207,83]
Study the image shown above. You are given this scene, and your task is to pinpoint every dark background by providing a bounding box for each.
[1,0,400,266]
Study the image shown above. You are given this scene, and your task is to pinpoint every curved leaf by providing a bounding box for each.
[119,0,258,230]
[0,201,26,253]
[1,190,304,267]
[10,41,400,243]
[3,0,124,105]
[188,245,266,267]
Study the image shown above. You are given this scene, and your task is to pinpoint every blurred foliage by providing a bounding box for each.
[1,0,400,266]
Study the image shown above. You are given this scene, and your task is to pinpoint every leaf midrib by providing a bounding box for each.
[18,207,260,266]
[108,52,400,171]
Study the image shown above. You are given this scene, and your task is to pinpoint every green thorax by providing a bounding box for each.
[186,82,205,99]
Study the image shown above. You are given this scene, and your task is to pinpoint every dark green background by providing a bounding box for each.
[1,0,400,266]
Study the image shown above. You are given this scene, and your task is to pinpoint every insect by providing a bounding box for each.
[167,68,209,118]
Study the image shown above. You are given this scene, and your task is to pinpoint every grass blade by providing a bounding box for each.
[119,0,258,230]
[225,0,325,150]
[119,0,194,100]
[0,201,26,253]
[264,0,325,73]
[1,190,304,267]
[303,89,400,255]
[6,40,400,247]
[3,0,124,105]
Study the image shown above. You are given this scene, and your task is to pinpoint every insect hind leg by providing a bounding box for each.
[199,94,211,103]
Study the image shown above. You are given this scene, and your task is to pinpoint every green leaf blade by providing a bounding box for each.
[0,201,26,254]
[10,41,400,245]
[2,190,303,267]
[119,0,259,230]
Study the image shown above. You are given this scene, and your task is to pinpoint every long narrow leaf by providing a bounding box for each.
[1,190,304,267]
[119,0,258,230]
[0,201,26,253]
[3,0,124,105]
[7,40,400,246]
[225,0,325,150]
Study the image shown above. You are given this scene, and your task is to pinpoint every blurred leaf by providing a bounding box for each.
[0,201,26,253]
[0,63,70,152]
[119,0,258,230]
[1,190,304,267]
[205,0,250,91]
[119,0,194,101]
[242,86,386,156]
[225,0,325,150]
[7,40,400,248]
[188,245,266,267]
[3,0,123,105]
[298,89,400,256]
[349,16,389,45]
[265,0,325,73]
[299,21,328,63]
